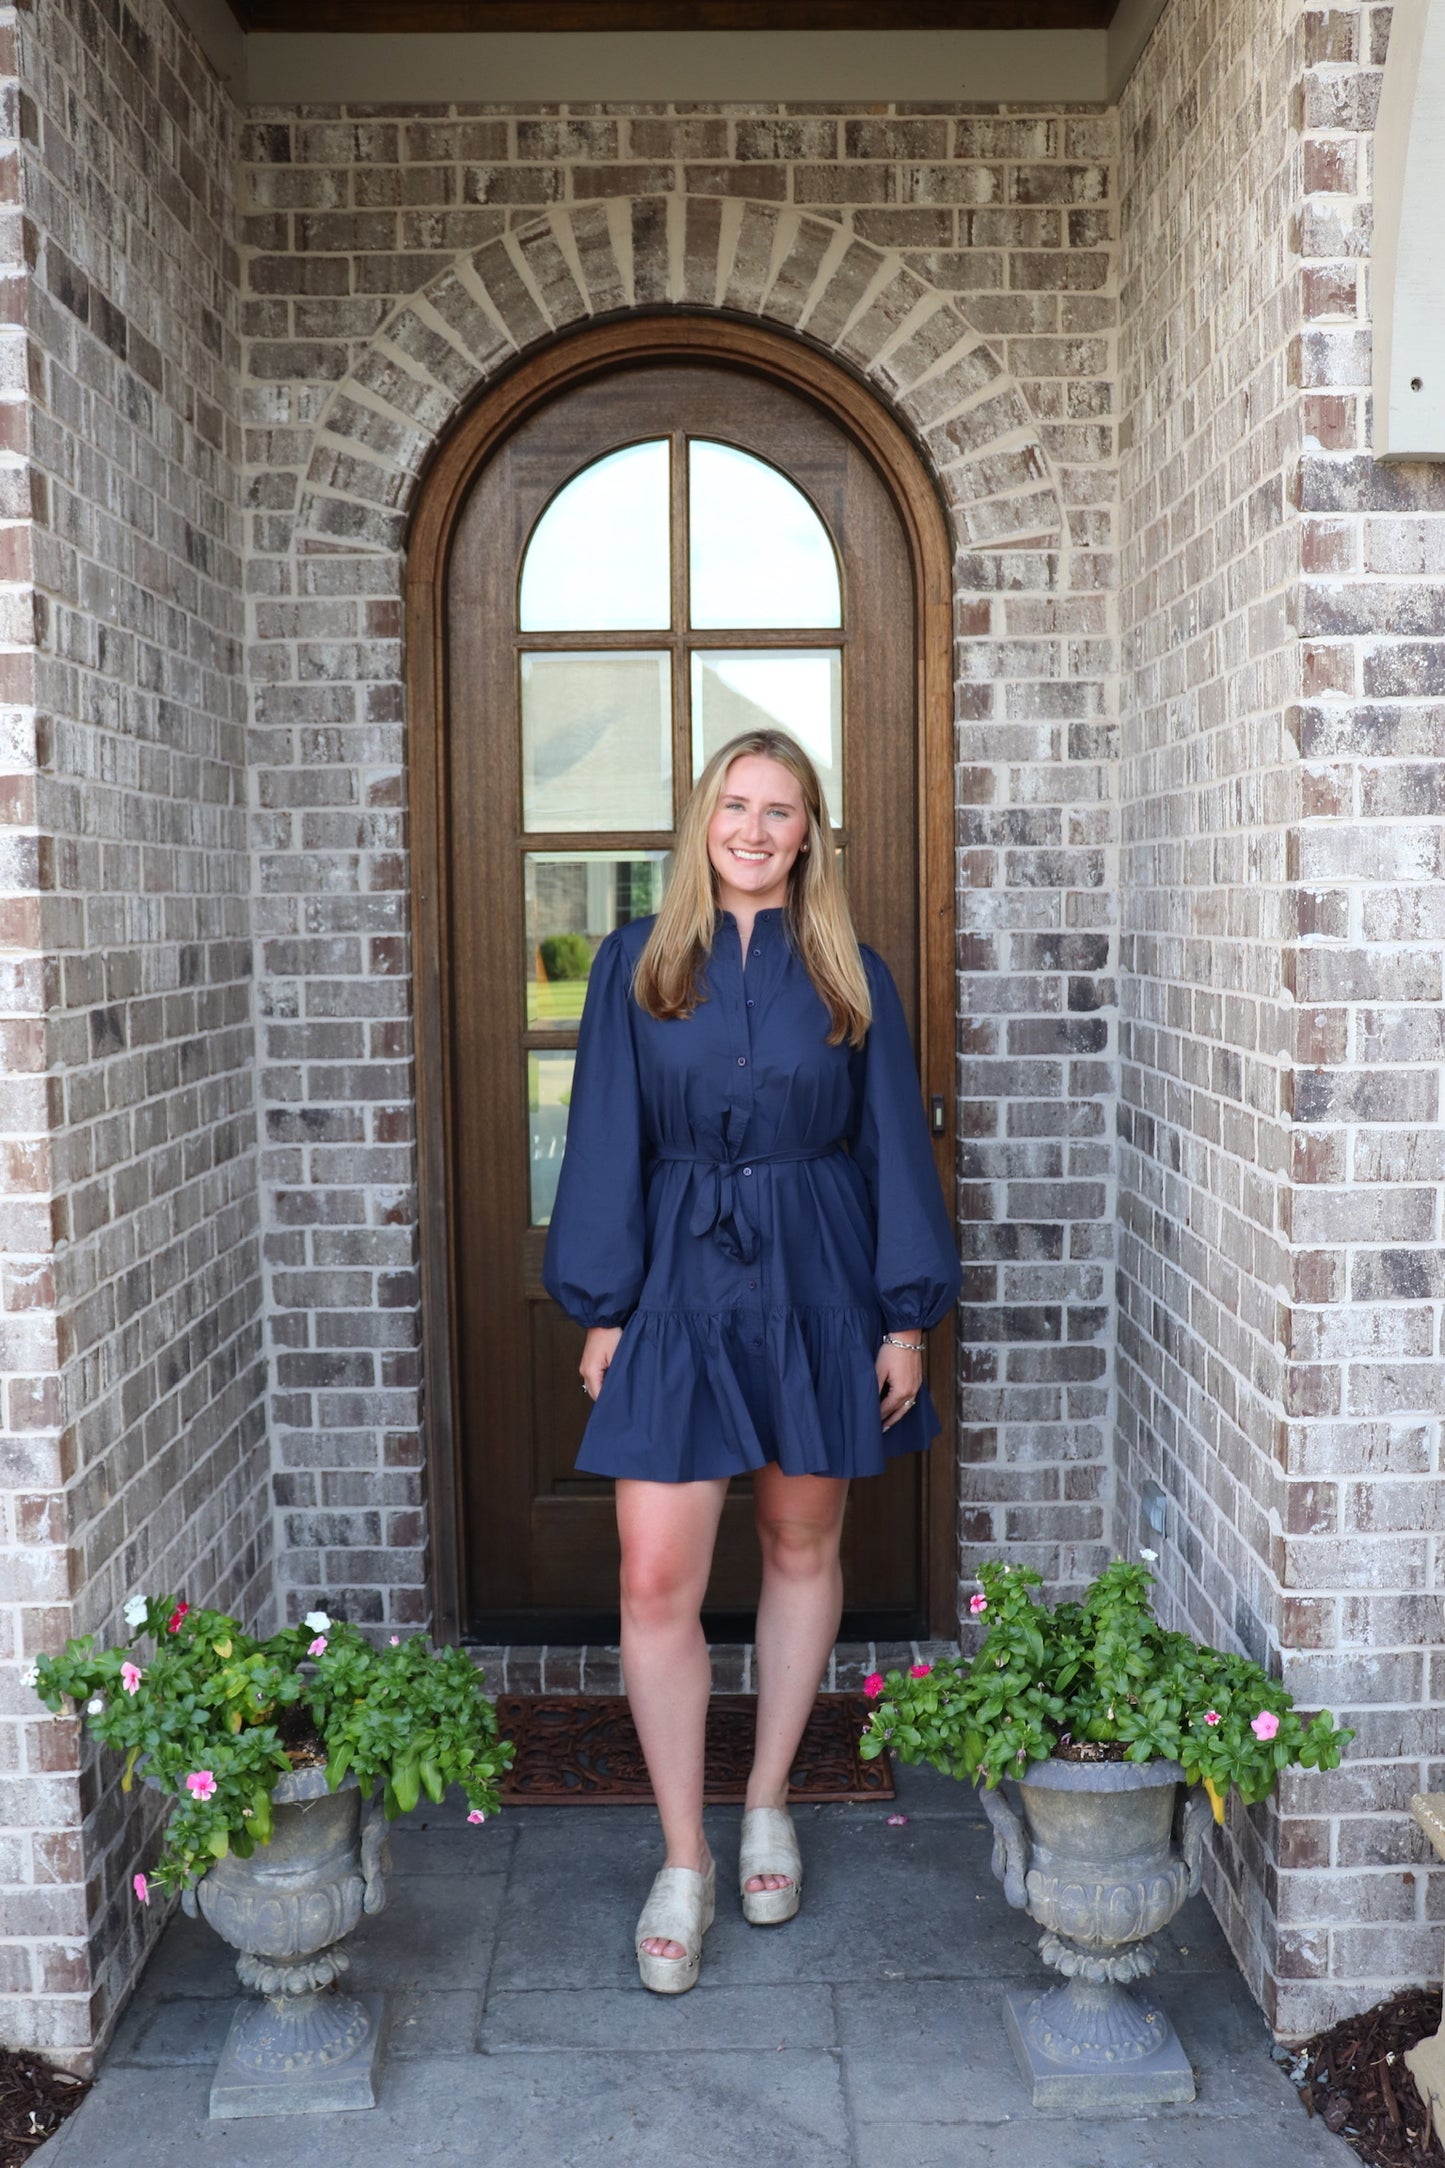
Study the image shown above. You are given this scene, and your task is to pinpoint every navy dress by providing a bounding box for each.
[543,909,961,1483]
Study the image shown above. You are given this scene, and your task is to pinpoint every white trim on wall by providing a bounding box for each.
[1372,0,1445,459]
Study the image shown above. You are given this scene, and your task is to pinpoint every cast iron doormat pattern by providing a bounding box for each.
[498,1692,895,1804]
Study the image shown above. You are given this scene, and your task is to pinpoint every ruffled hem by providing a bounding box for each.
[573,1304,939,1483]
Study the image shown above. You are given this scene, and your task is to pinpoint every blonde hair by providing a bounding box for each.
[632,729,872,1048]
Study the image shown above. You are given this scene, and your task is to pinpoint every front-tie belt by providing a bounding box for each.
[651,1141,846,1266]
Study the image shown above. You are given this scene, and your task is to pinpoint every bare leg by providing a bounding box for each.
[617,1475,729,1960]
[745,1466,849,1892]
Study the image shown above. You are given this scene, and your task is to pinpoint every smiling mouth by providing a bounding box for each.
[730,849,770,863]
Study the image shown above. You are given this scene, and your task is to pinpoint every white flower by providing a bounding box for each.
[86,1696,105,1715]
[303,1611,331,1635]
[1139,1548,1159,1563]
[123,1595,149,1629]
[20,1664,38,1690]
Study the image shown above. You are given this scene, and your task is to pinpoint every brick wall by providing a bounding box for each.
[239,105,1122,1630]
[1118,0,1445,2038]
[0,0,264,2065]
[1280,0,1445,2036]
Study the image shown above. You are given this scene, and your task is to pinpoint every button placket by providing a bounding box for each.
[736,928,762,1322]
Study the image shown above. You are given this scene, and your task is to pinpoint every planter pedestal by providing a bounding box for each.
[1403,1794,1445,2122]
[180,1767,391,2118]
[981,1756,1212,2111]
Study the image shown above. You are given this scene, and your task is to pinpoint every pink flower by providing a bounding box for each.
[1251,1710,1280,1742]
[308,1636,327,1657]
[166,1602,189,1635]
[467,1810,485,1825]
[969,1593,988,1616]
[133,1873,149,1906]
[885,1813,909,1827]
[120,1662,143,1695]
[389,1635,400,1646]
[184,1770,217,1802]
[863,1672,885,1699]
[1203,1710,1221,1727]
[909,1662,932,1679]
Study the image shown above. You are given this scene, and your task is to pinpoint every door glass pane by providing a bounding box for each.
[525,852,671,1024]
[528,1050,574,1225]
[519,440,671,631]
[521,652,672,832]
[689,441,841,630]
[691,650,843,825]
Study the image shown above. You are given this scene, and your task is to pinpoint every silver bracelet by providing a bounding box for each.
[882,1333,924,1352]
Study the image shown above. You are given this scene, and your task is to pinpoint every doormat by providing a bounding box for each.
[498,1692,894,1804]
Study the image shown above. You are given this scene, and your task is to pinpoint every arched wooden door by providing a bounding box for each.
[408,321,955,1644]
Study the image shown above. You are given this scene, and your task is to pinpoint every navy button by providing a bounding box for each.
[737,1056,747,1066]
[742,1166,752,1176]
[752,946,761,957]
[747,1279,757,1290]
[746,998,754,1008]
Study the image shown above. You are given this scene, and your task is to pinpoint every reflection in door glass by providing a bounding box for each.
[529,1050,575,1225]
[524,853,671,1024]
[689,441,841,630]
[521,652,672,832]
[519,440,671,631]
[691,651,843,824]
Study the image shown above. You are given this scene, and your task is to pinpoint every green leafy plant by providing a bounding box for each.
[538,931,593,981]
[27,1597,512,1900]
[860,1559,1350,1820]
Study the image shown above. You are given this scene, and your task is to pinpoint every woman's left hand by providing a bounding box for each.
[876,1340,924,1430]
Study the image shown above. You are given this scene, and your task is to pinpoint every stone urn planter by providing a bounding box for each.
[979,1756,1213,2108]
[177,1766,391,2119]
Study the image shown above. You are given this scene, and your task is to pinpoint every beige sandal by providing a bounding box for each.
[739,1806,802,1925]
[635,1862,716,1993]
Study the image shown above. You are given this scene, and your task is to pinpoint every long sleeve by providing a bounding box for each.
[851,949,962,1332]
[542,930,648,1328]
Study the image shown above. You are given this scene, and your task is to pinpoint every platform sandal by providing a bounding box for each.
[739,1805,803,1926]
[635,1861,716,1993]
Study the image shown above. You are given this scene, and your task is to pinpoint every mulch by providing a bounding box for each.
[1295,1987,1445,2168]
[0,2046,89,2168]
[498,1690,894,1804]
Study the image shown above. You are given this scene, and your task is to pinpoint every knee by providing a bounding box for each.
[619,1548,699,1626]
[756,1515,838,1583]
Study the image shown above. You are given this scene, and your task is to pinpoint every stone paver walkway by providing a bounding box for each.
[41,1762,1353,2168]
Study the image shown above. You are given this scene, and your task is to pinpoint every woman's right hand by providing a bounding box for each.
[580,1324,623,1401]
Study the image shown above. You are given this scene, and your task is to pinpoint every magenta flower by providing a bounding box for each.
[1203,1710,1221,1727]
[120,1661,143,1695]
[133,1873,149,1906]
[308,1635,328,1657]
[184,1770,217,1802]
[885,1813,909,1827]
[166,1601,189,1635]
[1251,1710,1280,1742]
[467,1810,485,1825]
[909,1662,932,1679]
[969,1593,988,1616]
[863,1672,885,1699]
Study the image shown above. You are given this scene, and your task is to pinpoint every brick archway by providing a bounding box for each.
[292,196,1066,559]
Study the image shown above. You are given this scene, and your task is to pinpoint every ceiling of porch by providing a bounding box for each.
[184,0,1167,103]
[224,3,1123,24]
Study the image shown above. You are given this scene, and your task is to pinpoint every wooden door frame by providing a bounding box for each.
[405,313,958,1642]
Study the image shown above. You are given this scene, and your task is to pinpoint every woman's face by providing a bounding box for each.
[706,754,810,917]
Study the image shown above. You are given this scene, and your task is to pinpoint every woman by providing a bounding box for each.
[543,728,960,1993]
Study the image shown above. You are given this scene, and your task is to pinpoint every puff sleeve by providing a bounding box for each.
[542,930,648,1329]
[851,949,962,1333]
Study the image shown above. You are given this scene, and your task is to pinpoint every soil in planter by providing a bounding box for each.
[0,2045,89,2165]
[274,1703,328,1770]
[1053,1733,1130,1763]
[1291,1986,1445,2168]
